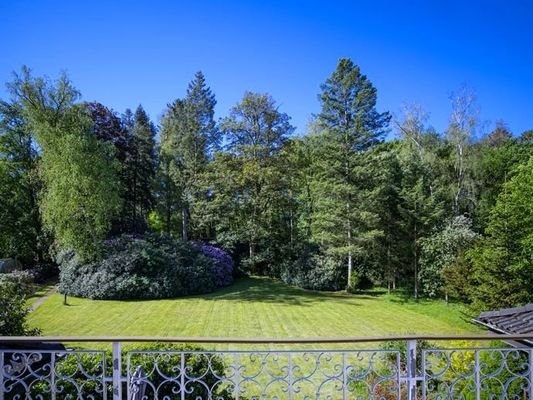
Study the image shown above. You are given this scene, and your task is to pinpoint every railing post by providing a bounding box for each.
[407,340,417,400]
[474,350,480,400]
[288,352,294,400]
[0,352,4,400]
[51,353,56,400]
[529,349,533,400]
[112,342,122,400]
[342,352,347,400]
[180,351,185,400]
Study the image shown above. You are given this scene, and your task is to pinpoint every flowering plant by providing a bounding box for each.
[193,242,234,287]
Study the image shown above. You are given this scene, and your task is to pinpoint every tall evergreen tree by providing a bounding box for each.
[128,105,157,232]
[314,58,391,287]
[159,72,217,240]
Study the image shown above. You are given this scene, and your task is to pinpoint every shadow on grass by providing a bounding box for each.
[192,277,384,306]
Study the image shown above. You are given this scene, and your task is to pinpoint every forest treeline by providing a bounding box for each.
[1,59,531,311]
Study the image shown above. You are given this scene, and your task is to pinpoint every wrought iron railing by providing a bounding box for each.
[0,335,532,399]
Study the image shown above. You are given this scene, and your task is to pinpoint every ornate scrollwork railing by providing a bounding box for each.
[0,335,532,399]
[126,349,401,399]
[0,349,107,399]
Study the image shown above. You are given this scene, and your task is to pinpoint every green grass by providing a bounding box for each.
[26,281,57,306]
[28,276,480,345]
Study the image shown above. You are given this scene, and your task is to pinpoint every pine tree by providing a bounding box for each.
[314,58,391,288]
[129,105,157,232]
[158,71,217,240]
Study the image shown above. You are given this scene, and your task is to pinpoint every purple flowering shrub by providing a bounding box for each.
[193,242,234,287]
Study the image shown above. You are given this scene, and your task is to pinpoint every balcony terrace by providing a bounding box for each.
[1,334,532,399]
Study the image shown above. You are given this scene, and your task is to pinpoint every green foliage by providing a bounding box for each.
[128,343,234,399]
[0,272,40,335]
[85,101,134,234]
[38,107,121,260]
[58,234,220,299]
[123,105,157,233]
[279,244,345,291]
[212,92,294,274]
[0,90,48,265]
[5,68,121,260]
[468,156,533,310]
[472,136,531,231]
[419,216,478,298]
[312,58,391,288]
[158,72,217,239]
[28,343,233,400]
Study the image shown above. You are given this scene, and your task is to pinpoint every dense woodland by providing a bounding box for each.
[1,59,532,311]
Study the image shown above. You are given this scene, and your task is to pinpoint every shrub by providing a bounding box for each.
[59,234,229,300]
[346,271,374,293]
[193,241,234,287]
[0,273,40,336]
[279,244,345,291]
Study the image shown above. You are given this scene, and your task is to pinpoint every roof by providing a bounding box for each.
[476,304,533,335]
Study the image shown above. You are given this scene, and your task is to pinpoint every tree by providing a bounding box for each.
[85,102,133,233]
[396,106,447,298]
[314,58,391,288]
[128,105,157,232]
[215,92,294,272]
[473,134,531,231]
[6,67,120,260]
[469,156,533,310]
[0,274,40,335]
[0,99,47,265]
[368,142,404,291]
[485,121,512,147]
[419,215,478,300]
[159,72,217,240]
[446,85,478,216]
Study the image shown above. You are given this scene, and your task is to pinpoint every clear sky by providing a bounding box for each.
[1,0,532,137]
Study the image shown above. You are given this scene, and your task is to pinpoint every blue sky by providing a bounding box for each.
[1,0,532,137]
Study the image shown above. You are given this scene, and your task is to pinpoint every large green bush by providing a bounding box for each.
[59,234,220,300]
[0,271,40,335]
[279,244,345,291]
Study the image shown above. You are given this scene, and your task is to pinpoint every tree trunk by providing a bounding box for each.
[181,203,188,241]
[413,220,419,300]
[347,224,352,288]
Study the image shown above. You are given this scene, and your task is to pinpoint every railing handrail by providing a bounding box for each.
[1,333,532,344]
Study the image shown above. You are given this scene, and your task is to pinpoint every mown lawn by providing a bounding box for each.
[28,277,481,346]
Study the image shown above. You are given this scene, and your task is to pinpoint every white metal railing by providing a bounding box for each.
[0,334,532,399]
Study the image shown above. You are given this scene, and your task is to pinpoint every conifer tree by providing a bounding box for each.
[159,72,217,239]
[314,58,390,288]
[129,105,157,232]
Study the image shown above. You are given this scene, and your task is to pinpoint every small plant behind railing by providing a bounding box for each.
[127,343,235,399]
[3,350,109,399]
[424,342,531,400]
